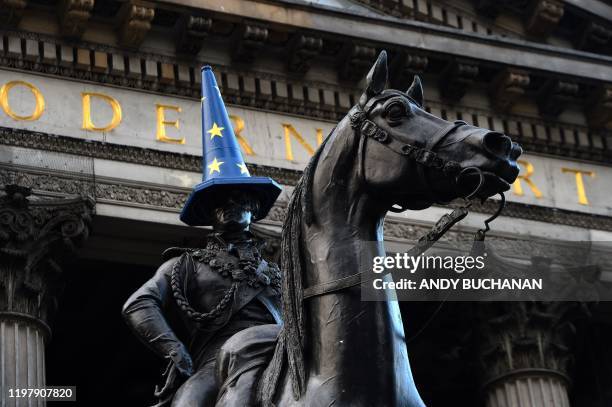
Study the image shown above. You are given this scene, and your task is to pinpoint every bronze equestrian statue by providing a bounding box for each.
[213,50,522,406]
[122,66,283,406]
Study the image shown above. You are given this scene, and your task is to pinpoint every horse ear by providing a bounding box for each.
[406,75,424,107]
[363,50,388,101]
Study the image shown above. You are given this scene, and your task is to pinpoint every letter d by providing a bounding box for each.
[82,92,122,132]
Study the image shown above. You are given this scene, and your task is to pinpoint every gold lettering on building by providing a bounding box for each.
[562,167,595,205]
[156,104,185,144]
[282,124,323,161]
[0,80,45,121]
[229,114,254,156]
[512,159,543,198]
[81,92,122,132]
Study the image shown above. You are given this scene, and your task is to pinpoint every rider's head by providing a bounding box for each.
[210,190,260,234]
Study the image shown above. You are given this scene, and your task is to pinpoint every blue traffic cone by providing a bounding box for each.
[180,66,282,226]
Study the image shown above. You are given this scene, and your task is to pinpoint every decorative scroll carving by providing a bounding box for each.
[338,43,377,82]
[389,51,428,89]
[232,24,269,64]
[175,15,212,55]
[490,68,530,112]
[287,34,323,74]
[440,60,479,102]
[0,0,27,28]
[586,85,612,129]
[537,79,579,117]
[0,184,94,324]
[525,0,564,38]
[57,0,94,39]
[117,1,155,49]
[576,21,612,52]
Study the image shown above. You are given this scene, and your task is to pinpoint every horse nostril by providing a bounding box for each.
[510,142,522,160]
[483,132,512,158]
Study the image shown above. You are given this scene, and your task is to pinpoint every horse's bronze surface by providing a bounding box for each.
[215,50,522,407]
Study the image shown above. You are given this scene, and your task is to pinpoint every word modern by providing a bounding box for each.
[0,78,602,207]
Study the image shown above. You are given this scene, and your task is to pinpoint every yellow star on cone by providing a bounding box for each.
[236,162,249,174]
[207,122,224,140]
[207,157,224,174]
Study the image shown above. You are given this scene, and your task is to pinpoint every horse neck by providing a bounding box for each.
[300,128,409,383]
[303,132,386,287]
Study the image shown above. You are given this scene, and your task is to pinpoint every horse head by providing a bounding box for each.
[350,50,522,211]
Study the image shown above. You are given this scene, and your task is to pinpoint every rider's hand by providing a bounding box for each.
[168,345,193,377]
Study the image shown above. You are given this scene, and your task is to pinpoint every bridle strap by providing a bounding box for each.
[429,120,467,151]
[348,105,463,177]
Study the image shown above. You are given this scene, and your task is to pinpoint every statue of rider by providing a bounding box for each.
[122,66,283,406]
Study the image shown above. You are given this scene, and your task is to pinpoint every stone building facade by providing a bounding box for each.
[1,0,611,406]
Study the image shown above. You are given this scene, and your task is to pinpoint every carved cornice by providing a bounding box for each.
[0,184,94,325]
[1,156,612,233]
[0,127,303,185]
[0,28,611,164]
[354,0,517,40]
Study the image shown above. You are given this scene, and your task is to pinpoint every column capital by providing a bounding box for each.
[0,184,94,325]
[478,301,582,385]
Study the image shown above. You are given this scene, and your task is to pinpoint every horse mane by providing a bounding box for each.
[257,124,338,405]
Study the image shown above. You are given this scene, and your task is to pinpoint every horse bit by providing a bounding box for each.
[302,96,505,300]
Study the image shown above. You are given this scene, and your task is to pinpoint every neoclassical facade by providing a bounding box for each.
[1,0,611,406]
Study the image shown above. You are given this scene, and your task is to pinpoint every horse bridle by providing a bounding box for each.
[348,92,477,210]
[348,94,465,179]
[302,95,505,300]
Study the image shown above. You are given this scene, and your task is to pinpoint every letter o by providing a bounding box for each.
[0,81,45,121]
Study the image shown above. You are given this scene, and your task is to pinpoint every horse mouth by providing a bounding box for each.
[456,170,511,199]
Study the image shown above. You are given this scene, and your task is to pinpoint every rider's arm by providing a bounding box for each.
[122,258,193,376]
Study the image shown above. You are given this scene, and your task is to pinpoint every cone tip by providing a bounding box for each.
[201,65,212,72]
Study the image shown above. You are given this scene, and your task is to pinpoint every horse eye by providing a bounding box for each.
[386,102,406,122]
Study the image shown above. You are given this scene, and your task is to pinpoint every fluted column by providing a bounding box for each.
[485,372,570,407]
[478,301,582,407]
[0,185,93,407]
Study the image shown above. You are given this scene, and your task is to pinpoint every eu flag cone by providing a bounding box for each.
[180,66,282,226]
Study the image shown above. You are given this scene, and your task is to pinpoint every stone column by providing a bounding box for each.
[478,300,584,407]
[0,185,93,407]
